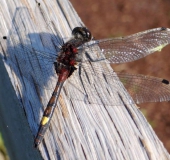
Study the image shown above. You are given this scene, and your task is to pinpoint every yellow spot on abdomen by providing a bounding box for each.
[41,116,49,125]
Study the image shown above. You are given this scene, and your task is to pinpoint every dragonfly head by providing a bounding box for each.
[72,27,92,42]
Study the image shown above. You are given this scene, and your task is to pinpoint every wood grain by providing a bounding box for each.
[0,0,169,159]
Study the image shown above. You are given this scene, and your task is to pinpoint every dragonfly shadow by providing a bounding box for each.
[0,6,65,133]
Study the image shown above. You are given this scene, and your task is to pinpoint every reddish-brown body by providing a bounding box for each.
[34,27,92,147]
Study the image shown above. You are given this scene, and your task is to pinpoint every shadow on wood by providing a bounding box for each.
[0,0,169,160]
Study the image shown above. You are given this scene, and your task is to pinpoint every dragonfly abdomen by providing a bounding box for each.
[34,68,70,147]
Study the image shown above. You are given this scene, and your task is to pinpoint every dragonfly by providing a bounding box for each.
[1,4,170,147]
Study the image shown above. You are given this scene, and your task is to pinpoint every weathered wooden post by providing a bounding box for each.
[0,0,169,159]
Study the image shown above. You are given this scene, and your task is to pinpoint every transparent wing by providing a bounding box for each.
[1,31,59,90]
[2,6,170,106]
[67,67,170,105]
[0,7,63,90]
[117,72,170,104]
[82,27,170,63]
[34,2,66,49]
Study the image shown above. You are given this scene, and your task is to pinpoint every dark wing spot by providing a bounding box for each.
[162,79,169,84]
[161,27,167,31]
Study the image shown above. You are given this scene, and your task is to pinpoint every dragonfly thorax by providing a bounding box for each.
[57,43,77,67]
[61,43,77,54]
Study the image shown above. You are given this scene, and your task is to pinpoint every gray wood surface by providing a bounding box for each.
[0,0,169,160]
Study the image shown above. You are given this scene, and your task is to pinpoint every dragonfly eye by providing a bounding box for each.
[72,27,92,42]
